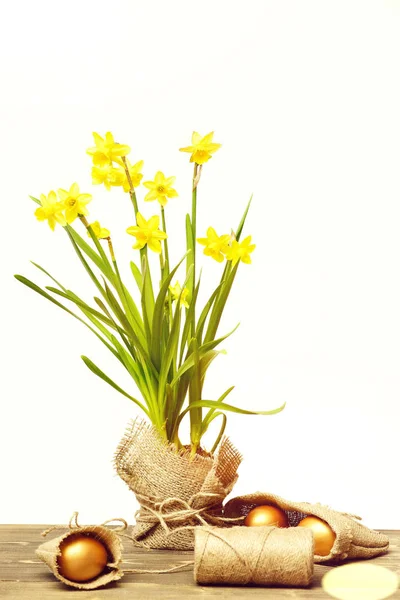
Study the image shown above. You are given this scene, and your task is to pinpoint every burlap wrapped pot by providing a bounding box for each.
[36,515,124,590]
[224,492,389,563]
[115,419,242,550]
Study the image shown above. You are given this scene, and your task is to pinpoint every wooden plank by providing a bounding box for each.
[0,526,399,599]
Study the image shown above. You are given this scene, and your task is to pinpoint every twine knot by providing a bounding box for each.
[134,491,244,535]
[41,512,129,538]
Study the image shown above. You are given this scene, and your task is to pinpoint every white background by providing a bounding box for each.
[1,0,399,527]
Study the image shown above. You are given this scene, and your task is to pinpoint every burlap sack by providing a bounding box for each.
[36,523,124,590]
[224,492,389,564]
[115,419,242,550]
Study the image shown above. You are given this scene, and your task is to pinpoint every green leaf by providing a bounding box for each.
[94,297,113,320]
[29,195,41,205]
[66,225,114,281]
[102,279,135,335]
[109,334,143,386]
[141,254,154,349]
[151,252,189,369]
[93,296,140,363]
[179,277,200,364]
[46,287,115,329]
[235,194,253,241]
[209,413,227,454]
[130,261,143,291]
[204,263,239,343]
[157,299,182,407]
[188,338,202,446]
[31,261,66,291]
[170,348,226,388]
[195,283,223,344]
[102,279,151,366]
[201,323,239,354]
[177,398,286,430]
[66,228,109,298]
[81,356,149,416]
[15,275,119,359]
[201,386,235,432]
[199,349,222,387]
[171,324,237,388]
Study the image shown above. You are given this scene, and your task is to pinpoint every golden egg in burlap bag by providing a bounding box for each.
[224,492,389,563]
[36,514,124,590]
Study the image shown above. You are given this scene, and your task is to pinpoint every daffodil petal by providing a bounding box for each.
[147,215,160,230]
[147,238,162,253]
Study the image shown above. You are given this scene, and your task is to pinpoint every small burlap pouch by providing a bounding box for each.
[36,513,124,590]
[224,492,389,564]
[115,419,242,550]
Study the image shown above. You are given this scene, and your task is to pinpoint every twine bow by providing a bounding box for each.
[134,491,244,535]
[41,512,129,538]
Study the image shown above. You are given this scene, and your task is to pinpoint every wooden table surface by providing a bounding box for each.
[0,525,399,599]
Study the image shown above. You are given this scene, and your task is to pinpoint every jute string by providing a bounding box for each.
[194,525,314,587]
[41,512,129,538]
[134,491,245,532]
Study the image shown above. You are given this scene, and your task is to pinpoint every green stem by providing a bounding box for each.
[121,157,139,215]
[160,207,173,330]
[161,206,170,276]
[189,164,201,454]
[191,164,199,335]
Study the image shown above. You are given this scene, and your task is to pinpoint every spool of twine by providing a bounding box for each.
[194,525,314,587]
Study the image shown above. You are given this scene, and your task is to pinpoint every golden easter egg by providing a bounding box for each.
[244,505,289,528]
[58,534,108,582]
[297,516,336,556]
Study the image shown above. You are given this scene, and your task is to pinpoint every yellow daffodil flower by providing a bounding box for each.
[88,221,110,239]
[58,183,92,224]
[34,191,66,231]
[179,131,221,164]
[122,159,144,192]
[92,164,125,190]
[86,132,130,166]
[169,281,190,309]
[225,236,256,265]
[197,227,230,263]
[143,171,178,207]
[126,212,167,253]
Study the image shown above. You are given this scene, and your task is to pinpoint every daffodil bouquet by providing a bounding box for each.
[16,131,284,456]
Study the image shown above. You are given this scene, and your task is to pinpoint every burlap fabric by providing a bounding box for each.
[36,519,124,590]
[194,525,314,587]
[115,419,242,550]
[224,492,389,563]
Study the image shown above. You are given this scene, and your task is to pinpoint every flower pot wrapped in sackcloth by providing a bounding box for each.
[115,419,242,550]
[36,514,124,590]
[224,492,389,563]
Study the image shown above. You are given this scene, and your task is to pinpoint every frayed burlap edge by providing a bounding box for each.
[224,492,389,564]
[36,525,123,590]
[115,419,242,550]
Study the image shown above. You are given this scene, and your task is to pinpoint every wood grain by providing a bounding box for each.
[0,525,399,599]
